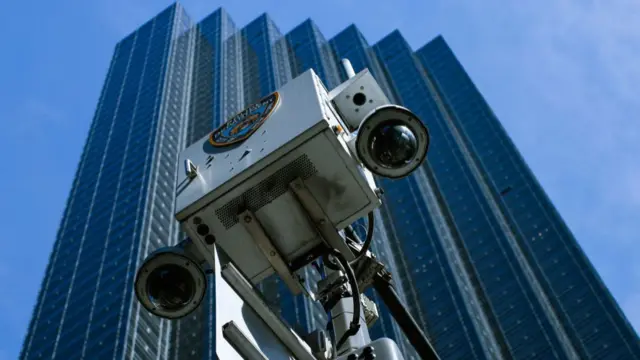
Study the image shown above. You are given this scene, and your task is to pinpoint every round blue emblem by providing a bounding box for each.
[209,92,280,147]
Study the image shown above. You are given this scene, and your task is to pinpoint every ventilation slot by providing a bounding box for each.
[215,154,317,229]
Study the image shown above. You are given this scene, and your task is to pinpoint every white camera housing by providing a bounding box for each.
[175,69,381,285]
[134,245,207,319]
[355,104,430,179]
[329,69,391,131]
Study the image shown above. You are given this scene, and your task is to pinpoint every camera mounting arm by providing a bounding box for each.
[174,237,211,271]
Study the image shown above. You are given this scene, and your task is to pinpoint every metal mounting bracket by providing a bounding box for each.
[239,209,308,297]
[288,178,355,261]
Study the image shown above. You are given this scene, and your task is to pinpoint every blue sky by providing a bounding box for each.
[0,0,638,358]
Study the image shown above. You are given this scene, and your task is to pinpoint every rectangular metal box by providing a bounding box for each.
[175,69,380,283]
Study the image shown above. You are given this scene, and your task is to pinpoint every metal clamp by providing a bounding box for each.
[347,244,385,293]
[185,159,198,179]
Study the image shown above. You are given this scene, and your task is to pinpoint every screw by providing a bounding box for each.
[270,251,276,256]
[244,215,252,223]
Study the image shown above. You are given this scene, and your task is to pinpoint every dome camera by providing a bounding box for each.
[134,245,207,320]
[355,105,430,179]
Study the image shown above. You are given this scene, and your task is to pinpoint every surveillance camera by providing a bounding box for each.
[132,63,435,360]
[329,68,431,178]
[354,105,430,179]
[172,68,429,294]
[134,241,207,320]
[174,69,382,286]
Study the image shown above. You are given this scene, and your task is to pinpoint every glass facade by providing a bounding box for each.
[21,3,639,360]
[20,4,194,360]
[412,35,640,359]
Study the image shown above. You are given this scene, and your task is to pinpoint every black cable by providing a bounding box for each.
[326,212,375,271]
[328,249,361,351]
[349,212,374,265]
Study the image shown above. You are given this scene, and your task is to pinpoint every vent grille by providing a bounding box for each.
[215,154,317,229]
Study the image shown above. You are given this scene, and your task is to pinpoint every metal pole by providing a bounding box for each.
[221,262,317,360]
[373,274,440,360]
[222,321,269,360]
[341,59,356,79]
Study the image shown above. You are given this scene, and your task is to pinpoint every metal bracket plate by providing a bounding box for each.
[289,178,355,261]
[239,209,307,296]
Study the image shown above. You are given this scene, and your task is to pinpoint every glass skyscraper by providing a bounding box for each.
[19,4,195,360]
[20,3,639,360]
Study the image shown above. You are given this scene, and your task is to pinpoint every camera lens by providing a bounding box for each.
[369,121,418,169]
[146,264,195,310]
